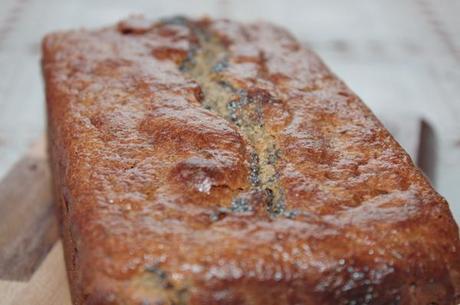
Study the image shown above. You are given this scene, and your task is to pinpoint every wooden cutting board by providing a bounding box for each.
[0,115,441,305]
[0,136,72,305]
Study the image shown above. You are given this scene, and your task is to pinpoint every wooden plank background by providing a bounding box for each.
[0,0,459,303]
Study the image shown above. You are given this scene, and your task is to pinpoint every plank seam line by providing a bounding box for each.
[414,0,460,64]
[0,0,31,50]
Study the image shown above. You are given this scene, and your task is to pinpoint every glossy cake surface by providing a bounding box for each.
[42,16,460,305]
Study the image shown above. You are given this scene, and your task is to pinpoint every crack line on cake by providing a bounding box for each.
[177,21,285,217]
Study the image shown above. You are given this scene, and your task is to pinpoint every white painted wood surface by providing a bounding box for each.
[0,0,459,221]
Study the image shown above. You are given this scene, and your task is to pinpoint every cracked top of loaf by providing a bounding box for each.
[42,16,460,305]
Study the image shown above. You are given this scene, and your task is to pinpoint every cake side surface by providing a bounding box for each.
[42,16,460,305]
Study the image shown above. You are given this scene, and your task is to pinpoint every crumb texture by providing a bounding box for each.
[43,16,460,305]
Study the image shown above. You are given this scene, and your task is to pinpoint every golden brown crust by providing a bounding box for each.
[43,16,460,305]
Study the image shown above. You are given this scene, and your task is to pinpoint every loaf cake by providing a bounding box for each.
[42,16,460,305]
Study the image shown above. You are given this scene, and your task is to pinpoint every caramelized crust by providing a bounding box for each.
[42,16,460,305]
